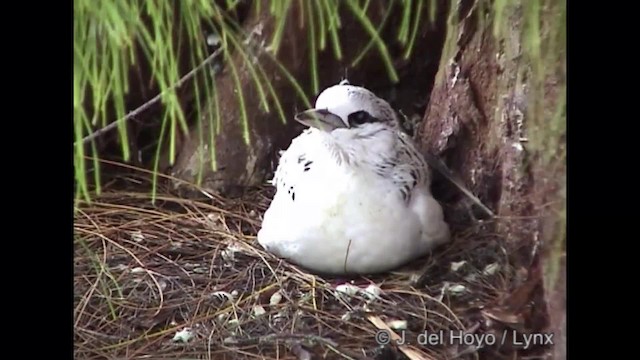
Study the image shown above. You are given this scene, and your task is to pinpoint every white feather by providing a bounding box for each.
[258,83,450,275]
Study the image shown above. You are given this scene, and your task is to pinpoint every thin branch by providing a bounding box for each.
[78,47,225,146]
[423,151,496,218]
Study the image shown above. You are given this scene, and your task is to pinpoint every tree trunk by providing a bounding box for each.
[418,0,565,358]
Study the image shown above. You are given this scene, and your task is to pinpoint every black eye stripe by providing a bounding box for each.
[347,110,378,127]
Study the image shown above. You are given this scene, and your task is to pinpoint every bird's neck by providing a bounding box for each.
[320,124,398,169]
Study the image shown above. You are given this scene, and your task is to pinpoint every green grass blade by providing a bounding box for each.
[313,0,327,50]
[351,0,395,68]
[265,51,312,108]
[218,20,250,146]
[194,82,205,186]
[429,0,437,25]
[213,11,290,125]
[209,73,220,171]
[323,0,343,60]
[220,21,271,114]
[151,111,170,204]
[344,0,399,83]
[81,114,102,197]
[226,55,250,145]
[74,110,90,203]
[403,0,424,60]
[216,3,312,109]
[269,0,292,55]
[111,48,130,162]
[398,0,412,44]
[305,0,319,95]
[331,0,342,27]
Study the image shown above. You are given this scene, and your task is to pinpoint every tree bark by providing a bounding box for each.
[418,0,565,358]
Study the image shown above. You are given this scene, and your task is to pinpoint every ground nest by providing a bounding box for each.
[74,172,550,360]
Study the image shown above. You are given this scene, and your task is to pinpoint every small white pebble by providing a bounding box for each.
[130,230,145,243]
[172,327,194,343]
[447,284,467,295]
[387,320,408,330]
[483,263,500,276]
[363,284,382,300]
[231,290,239,297]
[450,260,467,272]
[409,273,422,284]
[252,305,266,317]
[130,267,145,274]
[270,291,283,306]
[207,213,221,222]
[335,284,359,297]
[111,264,128,272]
[158,280,167,291]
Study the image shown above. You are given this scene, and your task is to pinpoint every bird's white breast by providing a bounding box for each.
[257,129,450,275]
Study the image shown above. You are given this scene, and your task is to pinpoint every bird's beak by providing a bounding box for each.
[294,109,347,132]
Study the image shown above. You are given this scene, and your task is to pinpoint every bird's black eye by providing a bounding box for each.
[347,110,376,127]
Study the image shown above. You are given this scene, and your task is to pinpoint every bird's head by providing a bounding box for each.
[294,80,399,133]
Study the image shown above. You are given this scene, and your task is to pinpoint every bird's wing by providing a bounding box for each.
[374,131,430,203]
[270,130,317,201]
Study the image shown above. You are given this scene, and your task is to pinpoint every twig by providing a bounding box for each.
[423,152,495,218]
[398,111,494,218]
[366,315,436,360]
[78,47,225,145]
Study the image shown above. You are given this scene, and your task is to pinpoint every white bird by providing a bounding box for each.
[257,80,450,275]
